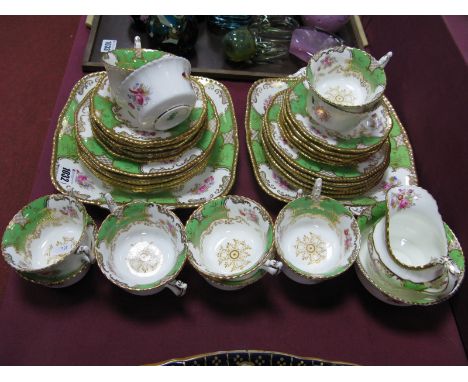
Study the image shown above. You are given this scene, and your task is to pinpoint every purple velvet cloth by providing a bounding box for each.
[0,16,466,365]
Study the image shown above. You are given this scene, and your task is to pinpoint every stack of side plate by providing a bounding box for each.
[259,77,391,199]
[74,73,220,193]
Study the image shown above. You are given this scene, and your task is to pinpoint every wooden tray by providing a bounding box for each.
[82,15,367,81]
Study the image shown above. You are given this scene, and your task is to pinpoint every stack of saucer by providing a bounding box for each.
[73,44,219,193]
[260,46,393,199]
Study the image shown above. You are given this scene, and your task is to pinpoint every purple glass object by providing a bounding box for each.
[301,15,350,33]
[289,28,342,63]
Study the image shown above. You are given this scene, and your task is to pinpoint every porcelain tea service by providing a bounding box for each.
[102,36,196,132]
[305,46,392,136]
[1,194,95,288]
[275,179,360,284]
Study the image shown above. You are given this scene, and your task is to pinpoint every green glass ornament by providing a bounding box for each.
[222,27,256,62]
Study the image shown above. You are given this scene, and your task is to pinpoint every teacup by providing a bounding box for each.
[185,195,282,290]
[305,46,392,136]
[1,194,95,288]
[95,195,187,296]
[117,55,196,131]
[102,36,172,101]
[275,179,360,284]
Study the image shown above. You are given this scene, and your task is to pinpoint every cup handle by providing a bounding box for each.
[134,35,142,58]
[261,259,283,276]
[311,178,322,201]
[377,51,393,69]
[104,193,119,214]
[76,245,94,264]
[165,279,187,297]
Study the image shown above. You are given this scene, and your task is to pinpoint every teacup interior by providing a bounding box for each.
[2,195,84,271]
[278,215,342,274]
[198,220,266,276]
[389,214,446,267]
[97,203,186,289]
[187,196,273,277]
[308,47,386,106]
[108,223,177,285]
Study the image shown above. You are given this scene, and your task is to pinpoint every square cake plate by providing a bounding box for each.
[50,72,238,210]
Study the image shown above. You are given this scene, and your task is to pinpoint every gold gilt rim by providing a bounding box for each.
[261,128,384,193]
[146,349,357,366]
[1,193,94,273]
[278,109,379,166]
[90,74,208,148]
[262,92,391,184]
[286,80,392,153]
[244,75,418,206]
[274,196,361,280]
[50,73,239,210]
[90,119,206,164]
[355,224,465,306]
[78,149,209,193]
[185,195,276,282]
[384,185,445,271]
[282,93,387,157]
[75,93,220,179]
[94,201,188,292]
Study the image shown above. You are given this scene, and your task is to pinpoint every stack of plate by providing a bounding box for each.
[74,74,220,193]
[260,77,392,199]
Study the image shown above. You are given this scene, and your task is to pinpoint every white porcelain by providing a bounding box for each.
[186,195,282,289]
[95,195,187,296]
[275,181,360,284]
[1,194,95,287]
[385,185,447,269]
[306,46,391,135]
[372,217,443,283]
[118,55,196,131]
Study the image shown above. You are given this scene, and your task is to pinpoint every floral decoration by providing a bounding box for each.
[127,83,151,111]
[190,176,215,195]
[390,188,418,210]
[74,169,94,189]
[344,228,353,252]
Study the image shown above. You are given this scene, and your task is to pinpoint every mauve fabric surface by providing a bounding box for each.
[0,16,467,365]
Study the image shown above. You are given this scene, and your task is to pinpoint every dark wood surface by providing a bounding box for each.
[83,15,358,80]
